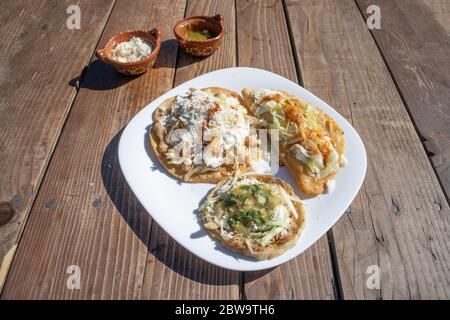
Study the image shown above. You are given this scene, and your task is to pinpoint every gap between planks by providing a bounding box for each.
[281,0,343,299]
[353,0,450,206]
[0,0,118,295]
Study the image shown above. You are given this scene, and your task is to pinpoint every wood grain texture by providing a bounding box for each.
[1,0,186,299]
[0,0,115,292]
[422,0,450,33]
[0,0,42,62]
[356,0,450,201]
[286,0,450,299]
[174,0,237,85]
[140,0,241,300]
[237,0,336,300]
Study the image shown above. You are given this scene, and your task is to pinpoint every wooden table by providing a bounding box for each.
[0,0,449,300]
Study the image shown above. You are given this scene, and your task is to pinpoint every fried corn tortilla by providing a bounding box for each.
[150,87,256,183]
[241,88,346,195]
[199,172,305,260]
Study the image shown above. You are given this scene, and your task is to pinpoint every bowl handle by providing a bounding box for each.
[95,48,107,62]
[149,27,162,43]
[213,14,224,28]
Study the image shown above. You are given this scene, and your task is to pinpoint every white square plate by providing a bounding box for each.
[118,67,367,271]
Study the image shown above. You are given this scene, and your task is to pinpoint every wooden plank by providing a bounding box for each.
[0,0,115,293]
[285,0,450,299]
[0,0,42,62]
[140,0,241,300]
[174,0,237,85]
[422,0,450,33]
[237,0,336,300]
[1,0,186,299]
[356,0,450,201]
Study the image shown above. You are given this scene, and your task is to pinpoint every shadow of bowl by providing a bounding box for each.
[69,60,141,91]
[68,40,207,91]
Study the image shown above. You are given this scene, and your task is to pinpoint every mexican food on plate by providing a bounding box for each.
[242,88,347,195]
[150,87,256,183]
[120,67,366,269]
[199,172,305,260]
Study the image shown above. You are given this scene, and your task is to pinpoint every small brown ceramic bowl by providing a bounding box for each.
[95,28,162,75]
[174,14,224,57]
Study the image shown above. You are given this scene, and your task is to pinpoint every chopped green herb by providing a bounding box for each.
[223,197,236,207]
[240,184,262,197]
[238,210,266,226]
[240,184,260,192]
[227,217,238,229]
[258,190,270,200]
[223,193,247,207]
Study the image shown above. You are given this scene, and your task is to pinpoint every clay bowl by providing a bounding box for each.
[174,14,224,57]
[96,28,162,75]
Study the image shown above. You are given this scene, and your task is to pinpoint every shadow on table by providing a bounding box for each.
[69,40,205,90]
[101,129,272,286]
[176,51,208,69]
[154,39,207,69]
[69,60,141,91]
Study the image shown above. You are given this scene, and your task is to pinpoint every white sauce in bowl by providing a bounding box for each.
[111,37,152,63]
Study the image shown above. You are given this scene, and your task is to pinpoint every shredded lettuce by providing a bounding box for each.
[245,239,254,254]
[258,226,284,246]
[291,144,324,176]
[278,186,299,219]
[184,166,202,180]
[319,149,339,179]
[255,104,271,116]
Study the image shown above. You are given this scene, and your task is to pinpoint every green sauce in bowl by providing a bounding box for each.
[185,29,214,41]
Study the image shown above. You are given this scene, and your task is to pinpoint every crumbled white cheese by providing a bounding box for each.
[249,158,271,174]
[249,88,281,104]
[205,105,249,150]
[255,100,278,116]
[163,88,215,130]
[203,148,224,168]
[111,37,152,63]
[234,178,261,187]
[225,97,239,106]
[161,88,250,167]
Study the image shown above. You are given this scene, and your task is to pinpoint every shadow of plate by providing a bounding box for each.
[101,128,272,285]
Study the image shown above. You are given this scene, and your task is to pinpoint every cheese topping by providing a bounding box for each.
[249,88,282,105]
[160,88,250,168]
[111,37,152,63]
[246,88,347,182]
